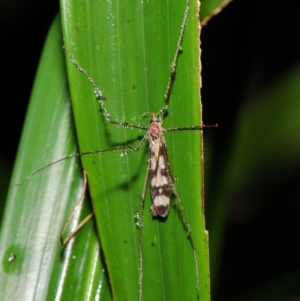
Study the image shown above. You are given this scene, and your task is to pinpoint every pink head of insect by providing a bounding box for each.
[149,113,163,139]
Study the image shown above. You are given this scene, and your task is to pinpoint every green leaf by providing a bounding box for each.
[60,0,210,300]
[0,16,109,301]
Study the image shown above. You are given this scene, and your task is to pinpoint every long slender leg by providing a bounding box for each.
[16,131,149,186]
[163,146,200,300]
[61,169,94,246]
[64,47,149,131]
[163,123,218,133]
[170,180,200,301]
[163,0,191,115]
[138,161,150,301]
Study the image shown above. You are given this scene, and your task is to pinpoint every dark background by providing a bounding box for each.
[0,0,58,203]
[1,0,300,300]
[202,1,300,300]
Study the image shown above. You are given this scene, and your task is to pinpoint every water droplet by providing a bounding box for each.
[134,212,141,228]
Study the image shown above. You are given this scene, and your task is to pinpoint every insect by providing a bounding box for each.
[17,0,217,300]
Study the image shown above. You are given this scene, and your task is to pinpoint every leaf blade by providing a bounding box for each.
[61,1,210,300]
[0,16,110,301]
